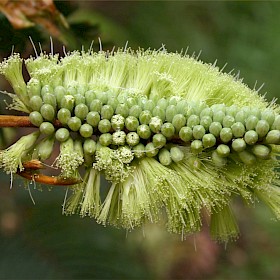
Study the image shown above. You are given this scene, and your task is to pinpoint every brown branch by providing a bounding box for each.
[0,115,62,127]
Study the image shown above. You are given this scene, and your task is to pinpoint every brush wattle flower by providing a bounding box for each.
[0,47,280,241]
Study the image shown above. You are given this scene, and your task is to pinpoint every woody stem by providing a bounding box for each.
[0,115,62,127]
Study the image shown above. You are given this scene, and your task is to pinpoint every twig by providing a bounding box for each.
[0,115,62,127]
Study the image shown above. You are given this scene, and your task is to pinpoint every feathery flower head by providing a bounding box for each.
[0,46,280,241]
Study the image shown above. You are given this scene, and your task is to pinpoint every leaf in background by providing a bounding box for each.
[66,9,133,50]
[0,0,68,44]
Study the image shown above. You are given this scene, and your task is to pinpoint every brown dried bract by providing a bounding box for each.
[18,159,81,186]
[17,170,81,186]
[0,0,68,40]
[22,159,44,170]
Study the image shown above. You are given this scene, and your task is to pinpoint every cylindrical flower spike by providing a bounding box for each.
[1,48,280,242]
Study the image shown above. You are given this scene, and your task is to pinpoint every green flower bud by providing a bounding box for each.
[250,107,261,119]
[232,138,246,152]
[80,123,93,138]
[101,104,114,120]
[98,119,111,133]
[195,102,208,114]
[129,105,142,118]
[211,103,226,113]
[216,144,230,157]
[231,122,245,138]
[193,125,206,140]
[172,114,186,133]
[161,122,175,138]
[149,116,163,133]
[199,116,212,131]
[245,115,259,131]
[223,115,235,128]
[152,133,167,148]
[90,99,102,113]
[111,114,125,131]
[144,100,155,112]
[39,122,55,135]
[139,110,152,125]
[238,150,256,165]
[185,106,196,118]
[66,86,77,96]
[244,130,258,145]
[213,111,225,123]
[86,111,100,127]
[226,105,238,117]
[235,111,246,124]
[126,132,140,146]
[99,133,113,146]
[176,100,189,115]
[191,139,203,154]
[252,144,270,159]
[68,116,82,132]
[256,120,270,138]
[271,115,280,130]
[40,103,55,121]
[209,122,222,137]
[179,126,193,142]
[165,105,177,123]
[85,90,96,107]
[61,95,75,112]
[107,97,119,111]
[158,148,172,166]
[187,115,200,128]
[96,91,108,104]
[202,133,216,148]
[157,98,169,110]
[43,93,57,109]
[220,128,233,143]
[75,103,89,120]
[54,86,66,107]
[55,128,70,142]
[170,146,184,162]
[115,103,129,118]
[169,96,180,106]
[265,130,280,144]
[41,84,53,96]
[29,111,43,127]
[74,94,86,106]
[112,131,126,145]
[145,142,158,157]
[152,106,165,121]
[242,106,251,118]
[125,116,139,131]
[125,97,137,108]
[261,108,275,127]
[77,84,87,96]
[30,95,43,111]
[211,151,227,167]
[137,124,151,139]
[200,107,213,118]
[133,143,145,158]
[83,139,97,155]
[118,92,129,104]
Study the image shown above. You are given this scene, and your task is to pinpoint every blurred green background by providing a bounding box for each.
[0,1,280,279]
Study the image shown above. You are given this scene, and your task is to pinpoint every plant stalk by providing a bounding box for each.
[0,115,62,127]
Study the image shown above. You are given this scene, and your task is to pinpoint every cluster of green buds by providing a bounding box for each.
[0,48,280,241]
